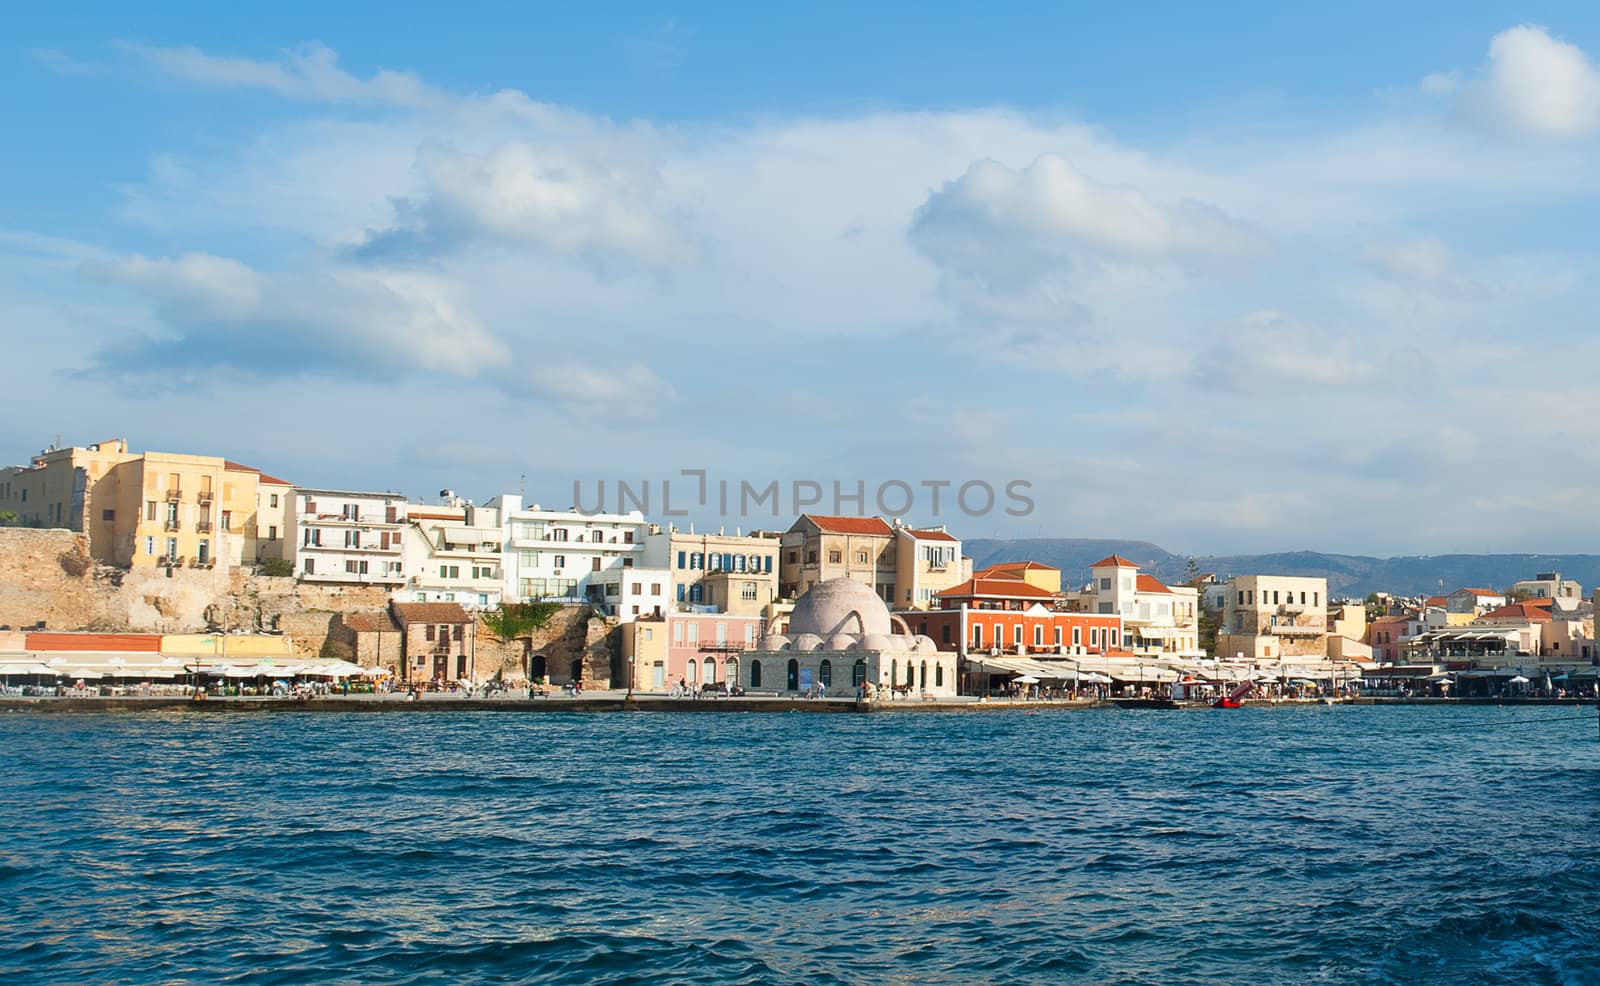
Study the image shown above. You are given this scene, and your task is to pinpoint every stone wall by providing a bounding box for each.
[0,528,389,638]
[474,605,615,687]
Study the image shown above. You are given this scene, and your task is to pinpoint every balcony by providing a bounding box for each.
[165,489,182,503]
[196,521,213,533]
[163,519,181,532]
[198,490,215,505]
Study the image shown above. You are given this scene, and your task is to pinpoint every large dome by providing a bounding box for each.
[788,578,893,637]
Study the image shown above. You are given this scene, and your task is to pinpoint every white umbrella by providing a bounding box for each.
[1507,675,1530,684]
[64,669,104,680]
[1014,675,1041,684]
[361,666,392,678]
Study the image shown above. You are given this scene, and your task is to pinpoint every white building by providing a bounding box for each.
[398,499,504,610]
[592,565,671,621]
[286,488,409,587]
[1073,555,1202,659]
[487,495,649,607]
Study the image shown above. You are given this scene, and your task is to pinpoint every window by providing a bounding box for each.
[197,540,209,564]
[552,528,568,542]
[165,537,177,559]
[553,555,566,569]
[716,622,727,644]
[1054,627,1063,646]
[855,551,867,564]
[1013,625,1022,646]
[677,584,686,602]
[673,621,685,643]
[677,551,686,569]
[1073,627,1082,646]
[268,525,278,541]
[440,565,460,579]
[650,583,661,595]
[144,536,154,556]
[426,624,436,641]
[101,509,114,522]
[691,553,703,570]
[1033,625,1043,646]
[220,511,232,531]
[270,493,279,508]
[750,660,762,687]
[741,581,758,602]
[936,663,944,687]
[146,501,157,521]
[972,624,983,647]
[592,557,602,572]
[687,623,699,643]
[643,627,654,641]
[623,530,634,544]
[820,659,833,687]
[828,550,841,564]
[304,558,315,575]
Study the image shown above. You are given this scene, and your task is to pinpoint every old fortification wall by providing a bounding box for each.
[0,528,387,638]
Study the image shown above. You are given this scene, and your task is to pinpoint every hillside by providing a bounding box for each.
[965,538,1600,599]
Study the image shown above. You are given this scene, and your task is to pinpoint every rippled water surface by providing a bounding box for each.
[3,706,1599,984]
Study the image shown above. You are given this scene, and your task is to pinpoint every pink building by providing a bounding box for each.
[623,612,762,692]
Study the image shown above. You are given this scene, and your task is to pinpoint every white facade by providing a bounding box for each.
[286,488,409,586]
[1077,557,1202,659]
[487,495,649,605]
[593,565,672,622]
[398,502,504,610]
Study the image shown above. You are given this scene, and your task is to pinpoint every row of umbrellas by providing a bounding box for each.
[0,657,391,681]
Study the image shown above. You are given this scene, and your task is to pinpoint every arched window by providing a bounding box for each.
[920,660,928,688]
[686,660,697,684]
[530,654,547,681]
[853,660,866,686]
[569,658,583,683]
[750,660,762,688]
[820,659,832,687]
[786,658,799,691]
[935,662,944,687]
[704,657,715,683]
[725,656,738,683]
[906,662,916,687]
[891,659,898,686]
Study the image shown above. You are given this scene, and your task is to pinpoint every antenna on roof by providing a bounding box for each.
[519,473,526,496]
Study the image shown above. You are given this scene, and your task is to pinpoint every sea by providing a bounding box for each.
[2,705,1598,985]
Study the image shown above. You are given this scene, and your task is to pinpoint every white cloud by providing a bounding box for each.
[359,142,693,270]
[911,154,1264,276]
[85,253,508,378]
[121,41,441,107]
[1440,24,1600,138]
[1198,310,1378,391]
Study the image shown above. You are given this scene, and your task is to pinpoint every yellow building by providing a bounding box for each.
[1,438,291,571]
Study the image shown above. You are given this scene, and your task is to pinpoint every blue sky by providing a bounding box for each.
[5,3,1600,555]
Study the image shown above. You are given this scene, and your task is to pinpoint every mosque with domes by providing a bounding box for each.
[738,578,958,697]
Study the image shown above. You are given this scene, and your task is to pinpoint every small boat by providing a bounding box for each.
[1212,697,1243,709]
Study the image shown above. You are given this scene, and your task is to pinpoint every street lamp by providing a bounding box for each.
[627,655,636,701]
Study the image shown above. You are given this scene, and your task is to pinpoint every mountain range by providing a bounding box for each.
[965,538,1600,600]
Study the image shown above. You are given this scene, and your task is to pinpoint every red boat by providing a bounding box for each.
[1212,682,1251,708]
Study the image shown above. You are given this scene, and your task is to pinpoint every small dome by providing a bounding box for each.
[792,633,825,652]
[788,578,893,637]
[913,635,939,654]
[826,634,855,651]
[860,633,895,652]
[759,634,791,650]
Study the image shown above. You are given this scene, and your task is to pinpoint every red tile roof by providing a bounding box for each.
[982,561,1059,574]
[904,527,959,542]
[1425,596,1447,608]
[1457,588,1503,597]
[224,460,293,487]
[1136,574,1173,594]
[938,577,1057,600]
[1090,554,1139,568]
[390,602,475,625]
[802,514,894,536]
[26,632,163,652]
[1477,602,1553,623]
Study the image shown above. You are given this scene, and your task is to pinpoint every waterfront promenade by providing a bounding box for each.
[3,692,1596,714]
